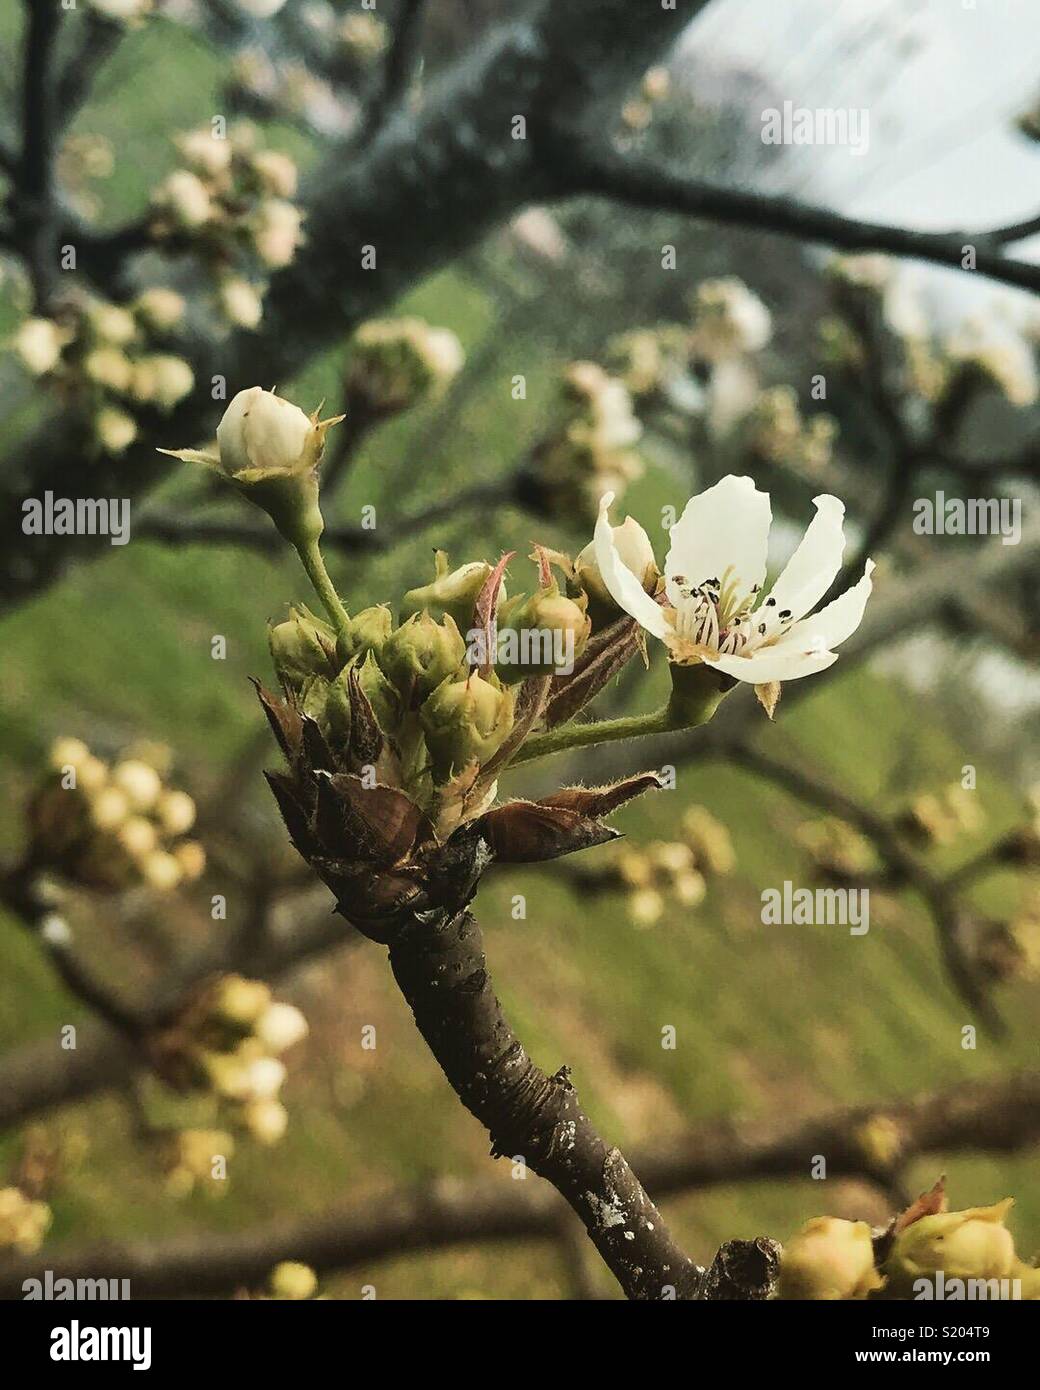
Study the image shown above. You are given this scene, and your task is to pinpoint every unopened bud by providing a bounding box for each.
[379,612,466,703]
[401,553,502,631]
[269,606,339,688]
[420,670,514,778]
[779,1217,883,1300]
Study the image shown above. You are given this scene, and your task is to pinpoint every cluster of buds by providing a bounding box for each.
[344,317,464,420]
[585,806,735,928]
[740,385,837,477]
[27,738,205,893]
[779,1189,1039,1299]
[689,277,772,362]
[604,326,695,404]
[0,1186,52,1255]
[150,122,302,330]
[156,976,308,1146]
[164,385,678,943]
[896,783,983,848]
[164,1129,236,1199]
[523,362,644,522]
[10,291,192,455]
[798,817,879,884]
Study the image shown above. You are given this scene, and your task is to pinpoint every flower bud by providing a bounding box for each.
[355,648,399,734]
[139,849,182,891]
[111,759,162,811]
[400,553,502,631]
[243,1097,289,1146]
[87,786,130,830]
[13,317,66,375]
[576,516,658,608]
[420,671,514,778]
[117,815,159,858]
[155,789,196,836]
[154,168,213,229]
[255,1002,308,1053]
[269,606,339,688]
[244,1055,287,1100]
[298,673,351,744]
[164,387,342,549]
[133,287,186,333]
[628,888,664,927]
[496,583,590,679]
[252,198,305,269]
[884,1200,1016,1294]
[340,604,393,663]
[95,406,137,455]
[87,301,137,346]
[85,346,133,392]
[379,612,466,703]
[268,1260,316,1300]
[213,975,272,1028]
[134,355,194,410]
[175,127,232,178]
[217,276,264,329]
[779,1217,883,1300]
[252,149,298,198]
[173,840,206,881]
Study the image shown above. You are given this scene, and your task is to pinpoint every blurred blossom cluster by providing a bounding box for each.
[524,361,644,522]
[896,783,984,849]
[798,817,879,883]
[164,1128,235,1198]
[591,806,735,928]
[344,317,465,419]
[156,975,308,1147]
[150,122,302,329]
[10,293,192,455]
[28,738,205,893]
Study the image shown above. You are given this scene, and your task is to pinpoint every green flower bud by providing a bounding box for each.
[337,604,393,666]
[400,552,502,632]
[496,583,590,680]
[884,1200,1016,1294]
[420,671,514,779]
[378,612,466,704]
[355,649,399,734]
[779,1217,883,1300]
[298,673,351,743]
[269,606,339,689]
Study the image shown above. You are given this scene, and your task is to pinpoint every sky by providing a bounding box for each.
[681,0,1040,319]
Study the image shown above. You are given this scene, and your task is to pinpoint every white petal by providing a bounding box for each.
[665,474,771,608]
[705,648,837,685]
[593,494,669,639]
[773,559,875,653]
[760,494,846,625]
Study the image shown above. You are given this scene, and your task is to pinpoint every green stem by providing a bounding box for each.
[297,537,351,642]
[509,704,678,769]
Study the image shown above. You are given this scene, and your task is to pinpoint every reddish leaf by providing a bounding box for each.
[472,550,514,675]
[253,679,302,761]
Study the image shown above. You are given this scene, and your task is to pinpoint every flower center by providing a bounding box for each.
[669,565,796,658]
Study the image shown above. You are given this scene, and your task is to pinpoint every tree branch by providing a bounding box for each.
[568,150,1040,296]
[1,1068,1035,1298]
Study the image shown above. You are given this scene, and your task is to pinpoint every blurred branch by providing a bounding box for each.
[2,1068,1037,1298]
[362,0,426,136]
[17,0,62,304]
[567,150,1040,296]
